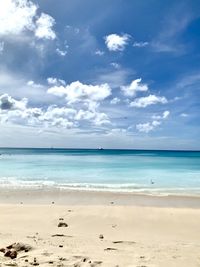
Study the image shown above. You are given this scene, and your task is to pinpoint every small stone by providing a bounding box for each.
[7,242,32,252]
[4,249,17,259]
[99,234,104,239]
[31,257,39,266]
[58,222,68,227]
[59,245,63,248]
[59,257,66,261]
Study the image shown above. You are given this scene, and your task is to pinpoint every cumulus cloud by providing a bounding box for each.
[136,123,151,133]
[0,94,76,128]
[136,120,163,133]
[121,78,148,97]
[47,81,111,104]
[104,34,130,51]
[136,110,170,133]
[0,94,44,126]
[0,94,27,110]
[0,0,56,40]
[47,81,112,127]
[0,85,111,129]
[130,94,168,108]
[35,13,56,40]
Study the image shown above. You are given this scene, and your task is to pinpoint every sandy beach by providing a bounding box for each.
[0,189,200,267]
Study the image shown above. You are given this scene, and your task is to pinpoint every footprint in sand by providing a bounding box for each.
[71,256,102,267]
[104,247,118,251]
[112,240,136,245]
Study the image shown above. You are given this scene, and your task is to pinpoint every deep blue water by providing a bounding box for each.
[0,148,200,195]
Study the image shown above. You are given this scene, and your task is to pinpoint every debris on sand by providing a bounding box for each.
[99,234,104,239]
[0,242,32,259]
[7,242,32,252]
[30,257,39,266]
[58,222,68,227]
[4,249,17,259]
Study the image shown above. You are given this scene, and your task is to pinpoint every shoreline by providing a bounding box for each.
[0,187,200,208]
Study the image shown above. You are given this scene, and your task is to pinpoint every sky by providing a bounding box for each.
[0,0,200,150]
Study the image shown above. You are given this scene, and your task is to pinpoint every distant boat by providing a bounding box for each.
[98,147,104,150]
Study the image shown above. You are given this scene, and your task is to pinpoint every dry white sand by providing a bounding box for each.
[0,189,200,267]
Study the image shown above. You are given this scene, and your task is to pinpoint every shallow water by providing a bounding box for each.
[0,148,200,195]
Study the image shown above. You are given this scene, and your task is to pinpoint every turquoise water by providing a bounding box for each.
[0,148,200,195]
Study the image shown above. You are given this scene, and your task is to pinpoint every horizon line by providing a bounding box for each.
[0,147,200,152]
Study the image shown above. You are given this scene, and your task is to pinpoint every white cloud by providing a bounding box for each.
[0,94,27,111]
[47,81,111,104]
[0,93,112,129]
[0,0,56,40]
[27,80,43,88]
[42,106,77,121]
[47,77,66,86]
[0,94,77,129]
[152,110,170,120]
[47,81,112,127]
[56,48,67,56]
[133,41,148,47]
[0,41,4,53]
[110,62,120,69]
[163,110,170,119]
[95,50,104,56]
[110,97,120,105]
[130,94,168,108]
[0,94,44,126]
[104,34,130,51]
[93,112,110,126]
[0,0,36,35]
[136,120,161,133]
[152,120,161,127]
[35,13,56,40]
[180,113,188,117]
[121,78,148,97]
[137,110,170,134]
[136,122,154,133]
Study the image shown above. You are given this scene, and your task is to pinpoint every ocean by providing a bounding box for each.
[0,148,200,195]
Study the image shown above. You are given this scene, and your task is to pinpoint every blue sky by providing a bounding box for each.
[0,0,200,149]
